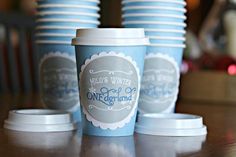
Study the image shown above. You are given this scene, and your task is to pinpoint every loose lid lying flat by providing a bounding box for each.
[4,109,77,132]
[135,113,207,136]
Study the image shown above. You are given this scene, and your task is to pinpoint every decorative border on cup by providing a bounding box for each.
[39,52,80,112]
[79,51,141,130]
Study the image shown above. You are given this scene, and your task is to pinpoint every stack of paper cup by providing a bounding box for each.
[35,0,100,41]
[122,0,187,114]
[35,0,100,122]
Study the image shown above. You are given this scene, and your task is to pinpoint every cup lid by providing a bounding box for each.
[4,109,77,132]
[72,28,150,46]
[122,0,187,6]
[135,113,207,136]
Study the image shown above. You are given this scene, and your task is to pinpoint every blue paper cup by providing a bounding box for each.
[122,14,186,23]
[145,29,186,37]
[123,21,186,29]
[37,0,100,6]
[122,6,186,15]
[36,18,100,27]
[72,28,149,136]
[36,12,100,21]
[149,37,185,44]
[138,44,185,114]
[122,0,186,8]
[36,41,81,122]
[37,4,100,14]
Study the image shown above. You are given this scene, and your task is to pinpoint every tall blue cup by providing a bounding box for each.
[138,44,185,114]
[72,29,149,136]
[36,41,81,122]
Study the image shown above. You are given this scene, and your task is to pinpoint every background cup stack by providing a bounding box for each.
[122,0,187,114]
[35,0,100,122]
[35,0,100,42]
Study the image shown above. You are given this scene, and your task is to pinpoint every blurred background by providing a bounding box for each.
[1,0,236,104]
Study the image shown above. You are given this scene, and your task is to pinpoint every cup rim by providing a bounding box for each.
[35,33,75,37]
[122,21,186,27]
[36,0,100,3]
[145,28,186,33]
[149,36,185,41]
[35,40,72,44]
[122,6,186,12]
[35,26,92,30]
[122,0,186,6]
[36,18,100,24]
[72,38,150,46]
[37,4,100,10]
[149,43,186,48]
[36,11,100,18]
[122,13,186,19]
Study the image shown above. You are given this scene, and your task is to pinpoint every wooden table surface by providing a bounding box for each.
[0,95,236,157]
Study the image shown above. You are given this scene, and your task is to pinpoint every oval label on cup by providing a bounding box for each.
[80,52,140,130]
[139,53,180,113]
[39,52,80,111]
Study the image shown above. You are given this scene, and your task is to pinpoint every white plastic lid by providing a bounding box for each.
[72,28,150,46]
[4,109,77,132]
[135,113,207,136]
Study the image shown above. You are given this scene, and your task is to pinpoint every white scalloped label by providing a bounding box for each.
[139,53,180,113]
[79,52,140,130]
[39,52,80,111]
